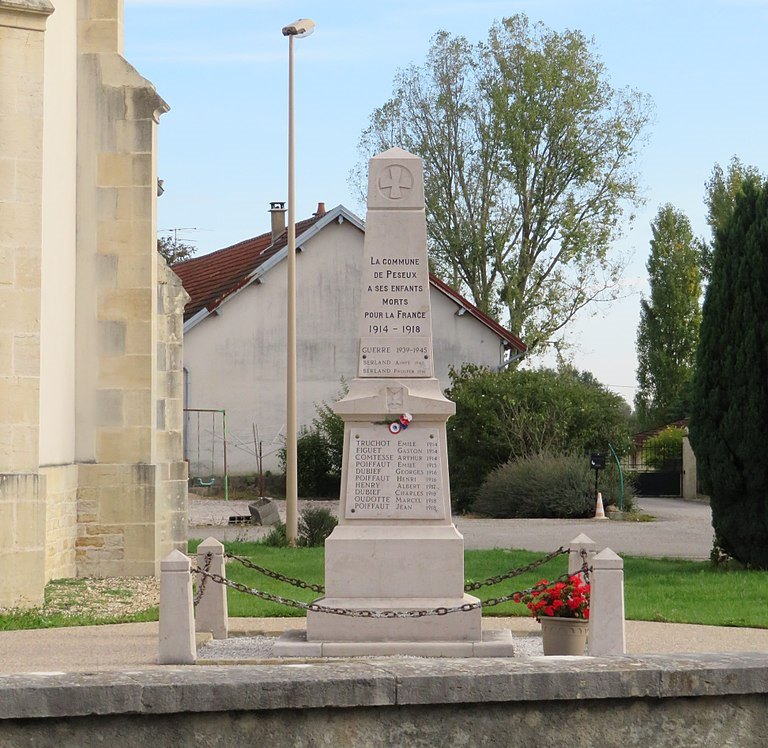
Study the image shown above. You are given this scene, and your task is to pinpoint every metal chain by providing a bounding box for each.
[225,553,325,593]
[192,552,212,607]
[192,564,592,619]
[463,547,569,591]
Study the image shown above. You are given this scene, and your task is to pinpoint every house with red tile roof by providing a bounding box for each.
[174,203,526,474]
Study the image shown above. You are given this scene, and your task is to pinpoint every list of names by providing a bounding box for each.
[345,425,444,519]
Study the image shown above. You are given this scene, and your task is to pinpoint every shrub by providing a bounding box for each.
[644,427,685,470]
[262,522,288,547]
[279,385,346,499]
[260,508,338,548]
[472,453,633,518]
[446,365,632,511]
[298,507,338,547]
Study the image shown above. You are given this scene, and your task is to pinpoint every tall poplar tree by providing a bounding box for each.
[689,176,768,568]
[634,205,701,427]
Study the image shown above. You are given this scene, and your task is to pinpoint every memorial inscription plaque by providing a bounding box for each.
[345,425,445,520]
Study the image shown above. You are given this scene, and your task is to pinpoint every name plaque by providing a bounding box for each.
[359,337,432,377]
[345,425,445,519]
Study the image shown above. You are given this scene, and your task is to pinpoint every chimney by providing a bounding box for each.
[313,201,326,217]
[269,201,286,243]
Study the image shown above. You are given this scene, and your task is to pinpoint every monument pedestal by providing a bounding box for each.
[275,148,515,657]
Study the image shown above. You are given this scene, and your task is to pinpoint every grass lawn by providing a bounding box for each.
[191,541,768,628]
[1,542,765,630]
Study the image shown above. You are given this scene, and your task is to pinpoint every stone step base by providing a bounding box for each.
[273,627,516,658]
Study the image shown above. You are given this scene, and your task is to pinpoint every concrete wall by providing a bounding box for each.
[183,220,509,475]
[0,655,767,746]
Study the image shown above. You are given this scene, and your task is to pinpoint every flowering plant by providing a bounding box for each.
[514,574,590,621]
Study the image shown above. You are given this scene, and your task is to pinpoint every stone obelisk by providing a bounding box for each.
[277,148,513,656]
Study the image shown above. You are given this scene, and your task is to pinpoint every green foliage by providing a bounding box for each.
[298,508,338,547]
[643,427,685,471]
[473,454,595,518]
[690,175,768,568]
[261,522,288,547]
[472,453,631,518]
[157,236,196,264]
[260,508,338,548]
[702,157,764,280]
[634,205,702,428]
[355,15,652,352]
[446,364,632,511]
[279,384,346,498]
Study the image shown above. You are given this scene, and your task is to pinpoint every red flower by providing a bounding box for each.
[516,572,590,622]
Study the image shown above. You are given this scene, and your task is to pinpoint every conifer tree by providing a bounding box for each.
[689,176,768,567]
[634,205,701,427]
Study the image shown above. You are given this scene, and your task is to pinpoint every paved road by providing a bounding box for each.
[190,497,713,560]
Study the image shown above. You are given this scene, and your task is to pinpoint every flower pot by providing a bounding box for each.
[540,616,588,656]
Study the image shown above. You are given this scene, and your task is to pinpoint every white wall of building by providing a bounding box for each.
[184,219,509,474]
[39,0,77,467]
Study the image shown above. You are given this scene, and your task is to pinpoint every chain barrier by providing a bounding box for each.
[192,552,212,607]
[463,546,569,591]
[191,562,593,619]
[225,553,325,593]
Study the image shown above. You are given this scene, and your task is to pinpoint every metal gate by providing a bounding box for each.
[624,440,682,497]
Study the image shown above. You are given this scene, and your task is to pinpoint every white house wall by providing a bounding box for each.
[184,220,508,475]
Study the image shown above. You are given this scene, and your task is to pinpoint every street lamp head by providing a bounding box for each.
[282,18,315,37]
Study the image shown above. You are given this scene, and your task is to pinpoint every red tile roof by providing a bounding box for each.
[173,205,526,354]
[428,274,526,352]
[173,214,322,320]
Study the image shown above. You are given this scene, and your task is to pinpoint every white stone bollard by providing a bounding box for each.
[159,549,196,665]
[195,537,228,639]
[568,534,597,578]
[588,548,626,656]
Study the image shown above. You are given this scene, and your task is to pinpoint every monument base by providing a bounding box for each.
[306,593,482,642]
[273,627,516,658]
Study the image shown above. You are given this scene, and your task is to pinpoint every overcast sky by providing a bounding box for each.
[125,0,768,405]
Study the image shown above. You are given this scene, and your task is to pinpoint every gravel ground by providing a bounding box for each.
[197,632,544,660]
[0,577,160,619]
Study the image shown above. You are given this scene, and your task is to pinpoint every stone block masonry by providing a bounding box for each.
[0,0,189,606]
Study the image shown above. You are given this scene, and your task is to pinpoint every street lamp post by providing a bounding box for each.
[282,18,314,546]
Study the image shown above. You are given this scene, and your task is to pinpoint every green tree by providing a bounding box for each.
[446,365,631,510]
[354,15,653,353]
[701,157,763,280]
[634,205,702,427]
[157,236,196,265]
[689,176,768,568]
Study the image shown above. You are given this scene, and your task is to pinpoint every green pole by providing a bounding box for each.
[608,442,624,511]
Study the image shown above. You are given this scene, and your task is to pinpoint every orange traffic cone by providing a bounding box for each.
[594,491,607,520]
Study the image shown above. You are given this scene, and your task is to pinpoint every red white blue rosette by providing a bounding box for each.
[387,413,413,434]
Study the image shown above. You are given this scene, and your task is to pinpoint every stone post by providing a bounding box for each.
[588,548,626,656]
[158,549,195,664]
[568,533,597,577]
[682,433,698,500]
[195,537,228,640]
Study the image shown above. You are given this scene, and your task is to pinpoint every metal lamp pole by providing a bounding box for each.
[282,18,314,546]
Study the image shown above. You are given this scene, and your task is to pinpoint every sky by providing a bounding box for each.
[124,0,768,406]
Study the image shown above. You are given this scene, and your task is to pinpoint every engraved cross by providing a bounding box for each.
[379,165,411,199]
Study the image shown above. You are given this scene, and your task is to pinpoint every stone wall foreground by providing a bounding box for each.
[0,654,767,746]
